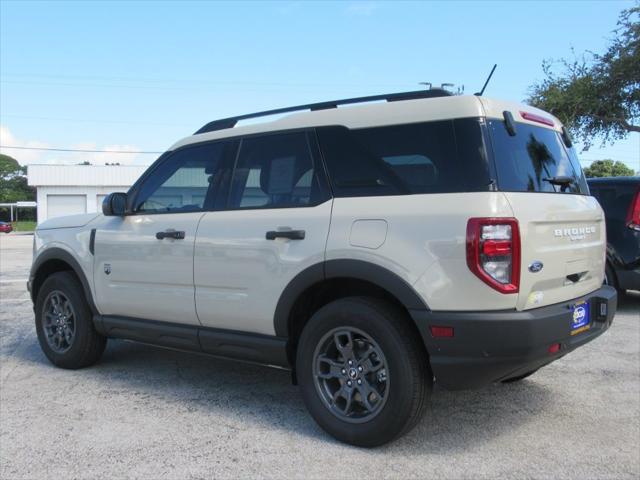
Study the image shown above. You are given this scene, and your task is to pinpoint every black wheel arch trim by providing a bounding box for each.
[273,259,430,337]
[30,248,98,314]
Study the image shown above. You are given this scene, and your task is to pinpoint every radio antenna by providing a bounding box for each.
[475,64,497,96]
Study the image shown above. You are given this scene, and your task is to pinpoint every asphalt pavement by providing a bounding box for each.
[1,233,638,479]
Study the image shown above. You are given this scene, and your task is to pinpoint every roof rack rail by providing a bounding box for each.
[194,88,453,135]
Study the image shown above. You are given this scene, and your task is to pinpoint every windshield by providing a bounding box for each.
[488,119,588,194]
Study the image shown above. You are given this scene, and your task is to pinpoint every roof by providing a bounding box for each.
[27,164,149,187]
[195,88,454,134]
[171,94,562,151]
[587,176,640,185]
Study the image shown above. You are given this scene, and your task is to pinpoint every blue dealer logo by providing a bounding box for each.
[573,306,586,324]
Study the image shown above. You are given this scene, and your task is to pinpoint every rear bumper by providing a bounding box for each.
[411,285,617,390]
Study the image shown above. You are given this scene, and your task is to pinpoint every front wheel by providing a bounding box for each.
[297,297,431,447]
[35,271,106,369]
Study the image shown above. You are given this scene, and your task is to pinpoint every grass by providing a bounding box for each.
[11,221,37,232]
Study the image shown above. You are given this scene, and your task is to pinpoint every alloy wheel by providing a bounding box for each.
[312,327,389,423]
[42,290,76,353]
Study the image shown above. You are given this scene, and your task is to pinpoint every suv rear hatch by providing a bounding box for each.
[487,113,605,311]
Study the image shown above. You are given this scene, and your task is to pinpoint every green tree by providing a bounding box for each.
[0,154,35,203]
[527,4,639,148]
[583,159,636,178]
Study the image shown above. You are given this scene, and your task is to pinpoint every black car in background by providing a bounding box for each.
[588,176,640,293]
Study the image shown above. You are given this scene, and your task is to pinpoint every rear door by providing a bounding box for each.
[488,118,605,310]
[194,130,332,335]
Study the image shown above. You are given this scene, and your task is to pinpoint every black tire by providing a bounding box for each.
[296,296,431,447]
[35,271,106,369]
[501,368,539,383]
[604,262,621,293]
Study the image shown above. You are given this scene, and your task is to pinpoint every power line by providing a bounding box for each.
[0,113,191,127]
[0,145,162,154]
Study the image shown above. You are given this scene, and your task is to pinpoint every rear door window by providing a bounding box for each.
[316,119,492,197]
[488,120,588,194]
[228,131,329,209]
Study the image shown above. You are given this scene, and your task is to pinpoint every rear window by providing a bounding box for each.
[316,119,492,197]
[488,120,588,194]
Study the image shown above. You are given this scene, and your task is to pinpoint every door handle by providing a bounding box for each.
[156,230,186,240]
[266,230,305,240]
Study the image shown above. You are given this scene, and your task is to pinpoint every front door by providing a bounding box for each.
[93,140,237,324]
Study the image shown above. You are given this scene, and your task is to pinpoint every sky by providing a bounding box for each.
[0,0,638,171]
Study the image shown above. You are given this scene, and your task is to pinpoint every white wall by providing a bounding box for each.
[28,164,148,187]
[28,164,150,223]
[36,186,131,222]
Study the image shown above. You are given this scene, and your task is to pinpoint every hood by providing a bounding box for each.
[37,213,102,231]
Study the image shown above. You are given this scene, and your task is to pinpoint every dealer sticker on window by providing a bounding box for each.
[570,301,591,336]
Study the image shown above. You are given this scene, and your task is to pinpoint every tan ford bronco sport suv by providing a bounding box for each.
[29,88,617,446]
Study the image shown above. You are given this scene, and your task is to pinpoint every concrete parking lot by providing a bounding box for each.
[1,233,638,479]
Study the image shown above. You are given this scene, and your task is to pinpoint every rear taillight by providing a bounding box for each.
[466,218,520,294]
[626,188,640,231]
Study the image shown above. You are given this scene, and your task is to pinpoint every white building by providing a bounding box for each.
[28,164,149,222]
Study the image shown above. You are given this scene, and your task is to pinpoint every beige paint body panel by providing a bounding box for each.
[93,213,204,324]
[32,93,605,335]
[327,192,519,312]
[504,193,605,310]
[194,201,332,335]
[34,222,100,308]
[349,220,388,249]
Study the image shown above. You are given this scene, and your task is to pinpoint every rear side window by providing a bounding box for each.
[488,120,588,194]
[316,119,492,197]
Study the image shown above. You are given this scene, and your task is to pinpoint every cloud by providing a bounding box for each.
[345,1,380,16]
[0,125,149,166]
[0,125,50,164]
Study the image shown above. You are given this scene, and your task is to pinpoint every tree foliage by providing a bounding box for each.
[583,159,636,178]
[527,4,639,148]
[0,154,35,203]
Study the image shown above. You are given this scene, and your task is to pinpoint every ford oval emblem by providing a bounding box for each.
[528,261,544,273]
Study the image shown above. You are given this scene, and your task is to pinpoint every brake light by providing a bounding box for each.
[548,343,561,354]
[466,218,520,294]
[520,111,555,127]
[626,188,640,231]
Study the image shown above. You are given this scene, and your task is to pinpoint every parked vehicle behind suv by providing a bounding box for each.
[28,89,617,447]
[0,221,13,234]
[588,176,640,293]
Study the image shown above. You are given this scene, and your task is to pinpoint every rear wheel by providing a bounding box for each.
[297,297,431,447]
[35,271,106,369]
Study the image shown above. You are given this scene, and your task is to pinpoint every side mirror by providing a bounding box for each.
[102,192,128,216]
